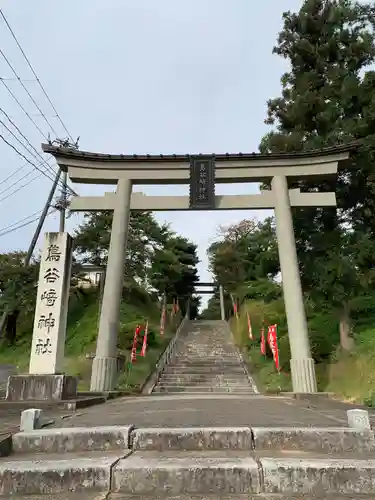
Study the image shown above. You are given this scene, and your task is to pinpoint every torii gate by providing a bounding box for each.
[42,142,358,394]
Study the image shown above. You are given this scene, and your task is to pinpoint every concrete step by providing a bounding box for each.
[2,449,375,496]
[5,426,375,496]
[10,425,375,455]
[157,376,250,387]
[171,355,240,365]
[10,494,375,500]
[163,366,246,374]
[153,386,256,393]
[0,451,122,496]
[112,451,375,496]
[166,363,245,369]
[158,376,251,384]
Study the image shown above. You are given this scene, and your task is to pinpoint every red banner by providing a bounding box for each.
[160,306,166,335]
[246,311,253,340]
[233,302,239,320]
[130,325,141,363]
[171,299,176,319]
[140,321,148,357]
[267,324,280,371]
[260,326,266,355]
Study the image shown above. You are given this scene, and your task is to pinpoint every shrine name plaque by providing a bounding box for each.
[189,156,215,210]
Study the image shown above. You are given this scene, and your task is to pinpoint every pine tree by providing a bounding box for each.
[260,0,375,349]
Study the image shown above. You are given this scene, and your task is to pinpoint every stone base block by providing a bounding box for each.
[290,357,317,393]
[5,374,78,402]
[90,356,117,392]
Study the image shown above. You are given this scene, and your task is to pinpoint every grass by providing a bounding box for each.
[231,299,375,405]
[0,286,178,393]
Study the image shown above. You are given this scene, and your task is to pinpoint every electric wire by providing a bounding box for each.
[0,173,41,203]
[0,8,74,143]
[0,8,78,231]
[0,208,58,237]
[0,78,47,139]
[0,168,34,196]
[0,134,77,196]
[0,123,67,197]
[0,209,42,232]
[0,119,76,195]
[0,116,58,181]
[0,48,59,137]
[0,161,28,184]
[0,107,70,189]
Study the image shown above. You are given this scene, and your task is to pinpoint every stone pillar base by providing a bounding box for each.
[290,358,317,393]
[5,374,78,402]
[90,356,117,392]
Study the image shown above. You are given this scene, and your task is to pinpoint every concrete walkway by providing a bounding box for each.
[52,393,375,429]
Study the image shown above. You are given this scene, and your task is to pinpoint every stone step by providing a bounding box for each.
[176,351,244,363]
[0,451,121,496]
[158,376,251,384]
[166,361,245,368]
[3,450,374,496]
[111,452,375,496]
[153,385,256,393]
[167,357,243,360]
[10,426,375,455]
[174,353,241,357]
[12,426,133,454]
[157,379,252,387]
[163,366,246,374]
[10,495,375,500]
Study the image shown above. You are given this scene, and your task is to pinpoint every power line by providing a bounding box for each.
[0,48,59,137]
[0,134,77,195]
[0,8,74,143]
[0,208,57,237]
[0,116,76,196]
[0,173,41,203]
[0,78,47,139]
[0,160,28,184]
[0,208,42,232]
[0,121,64,192]
[0,107,63,182]
[0,8,78,228]
[0,168,34,196]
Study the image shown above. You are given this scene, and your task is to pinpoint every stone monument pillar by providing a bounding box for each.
[90,178,132,392]
[6,232,76,401]
[272,175,317,393]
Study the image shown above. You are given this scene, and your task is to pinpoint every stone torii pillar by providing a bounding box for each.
[272,175,317,393]
[90,178,132,392]
[219,285,225,321]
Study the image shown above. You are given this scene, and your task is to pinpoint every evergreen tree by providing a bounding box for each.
[260,0,375,348]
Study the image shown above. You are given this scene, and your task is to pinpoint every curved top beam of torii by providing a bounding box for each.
[41,141,360,185]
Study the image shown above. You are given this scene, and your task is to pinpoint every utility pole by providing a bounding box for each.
[59,170,67,232]
[0,170,62,337]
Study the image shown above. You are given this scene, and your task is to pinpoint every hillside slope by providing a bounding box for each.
[231,299,375,406]
[0,286,176,392]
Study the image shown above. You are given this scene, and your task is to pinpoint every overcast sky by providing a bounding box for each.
[0,0,303,304]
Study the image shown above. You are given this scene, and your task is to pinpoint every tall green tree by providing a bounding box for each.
[74,211,169,283]
[150,235,199,308]
[260,0,375,349]
[0,252,39,344]
[208,218,279,293]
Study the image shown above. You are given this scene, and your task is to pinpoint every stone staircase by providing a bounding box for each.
[1,425,375,497]
[153,320,258,394]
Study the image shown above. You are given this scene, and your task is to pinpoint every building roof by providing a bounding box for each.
[41,141,361,164]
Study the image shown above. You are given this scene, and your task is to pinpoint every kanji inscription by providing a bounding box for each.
[189,156,215,209]
[29,232,73,375]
